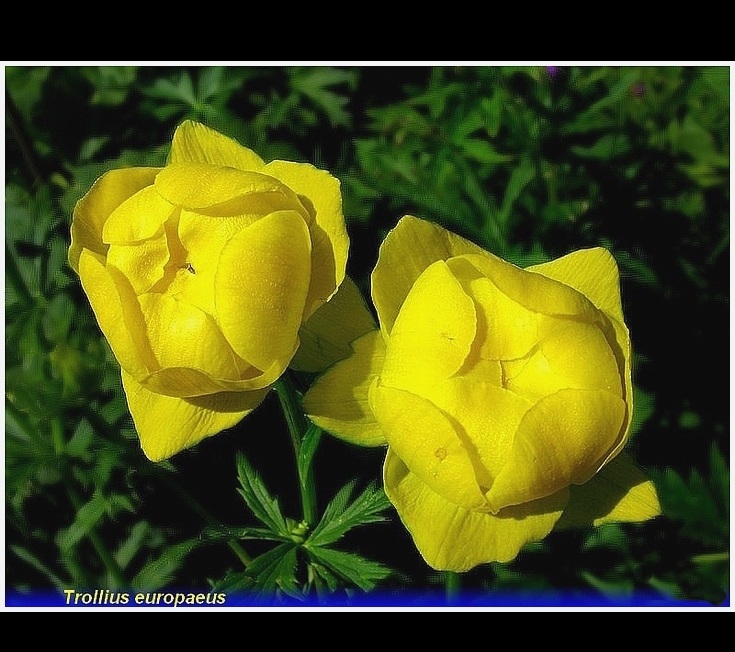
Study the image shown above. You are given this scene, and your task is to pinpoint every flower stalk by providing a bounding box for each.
[274,373,318,526]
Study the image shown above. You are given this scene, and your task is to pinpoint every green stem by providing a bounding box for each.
[274,374,318,526]
[6,87,45,186]
[444,571,461,606]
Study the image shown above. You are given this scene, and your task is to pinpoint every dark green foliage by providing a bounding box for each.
[5,64,729,606]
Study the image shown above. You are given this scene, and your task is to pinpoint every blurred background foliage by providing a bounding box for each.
[5,64,729,606]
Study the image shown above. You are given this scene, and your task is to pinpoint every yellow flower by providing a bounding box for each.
[304,215,661,571]
[69,120,363,461]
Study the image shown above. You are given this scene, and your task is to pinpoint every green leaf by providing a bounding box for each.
[290,67,353,127]
[56,492,108,553]
[307,546,391,592]
[580,570,634,599]
[652,447,729,546]
[142,72,196,105]
[498,159,536,227]
[200,525,292,544]
[243,543,301,602]
[461,138,513,165]
[114,522,149,570]
[571,134,631,159]
[297,423,321,492]
[132,539,201,590]
[629,386,655,437]
[235,452,289,536]
[307,481,391,548]
[701,66,729,98]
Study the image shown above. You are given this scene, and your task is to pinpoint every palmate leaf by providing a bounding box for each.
[307,481,391,547]
[241,543,302,603]
[236,452,289,536]
[652,444,729,546]
[199,525,292,545]
[307,546,392,592]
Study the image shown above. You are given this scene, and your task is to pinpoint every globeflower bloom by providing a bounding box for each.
[69,121,352,461]
[305,215,660,571]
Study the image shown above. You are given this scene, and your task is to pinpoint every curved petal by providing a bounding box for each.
[215,210,312,372]
[448,258,544,361]
[458,253,599,320]
[78,249,155,378]
[69,167,160,271]
[291,276,377,373]
[155,163,306,218]
[501,320,623,402]
[528,247,625,323]
[264,160,348,319]
[555,453,661,529]
[370,381,487,511]
[598,315,634,462]
[168,120,265,171]
[138,293,244,382]
[371,215,485,335]
[384,449,568,571]
[380,260,476,397]
[139,357,284,398]
[486,389,627,512]
[428,378,534,484]
[106,235,170,296]
[121,370,267,462]
[303,330,387,447]
[168,209,266,318]
[101,185,177,245]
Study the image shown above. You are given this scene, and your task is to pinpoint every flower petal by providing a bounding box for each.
[458,252,599,320]
[528,247,625,323]
[555,453,661,529]
[291,276,377,373]
[106,235,170,295]
[486,389,627,512]
[384,449,568,571]
[370,381,487,510]
[501,320,623,402]
[265,160,348,319]
[215,210,312,372]
[428,378,533,484]
[448,257,544,360]
[371,215,485,335]
[380,260,476,397]
[121,370,267,462]
[78,249,155,378]
[303,330,387,447]
[69,167,160,270]
[138,292,244,383]
[140,359,283,398]
[101,185,177,245]
[168,120,265,171]
[527,249,632,446]
[155,163,305,218]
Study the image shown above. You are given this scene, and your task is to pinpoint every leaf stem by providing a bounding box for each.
[274,374,318,526]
